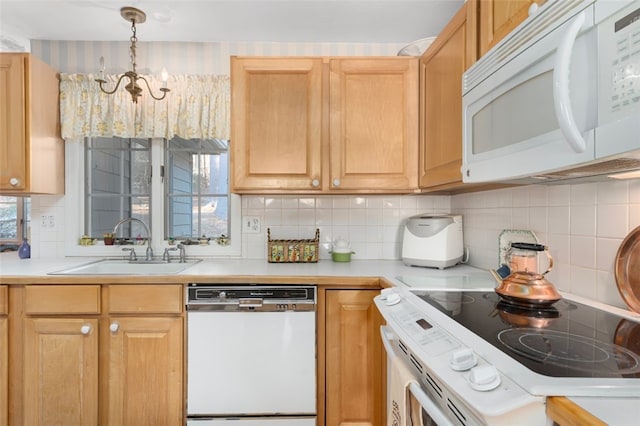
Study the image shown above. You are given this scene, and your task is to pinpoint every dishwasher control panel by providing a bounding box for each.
[186,284,316,312]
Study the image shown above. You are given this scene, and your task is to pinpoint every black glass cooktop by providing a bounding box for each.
[414,291,640,379]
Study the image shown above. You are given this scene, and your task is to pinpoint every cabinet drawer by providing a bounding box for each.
[108,285,183,314]
[24,285,101,314]
[0,285,7,314]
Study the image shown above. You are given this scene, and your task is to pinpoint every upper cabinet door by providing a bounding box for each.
[477,0,547,56]
[329,58,418,191]
[419,4,469,189]
[0,53,63,195]
[0,54,27,191]
[231,57,323,192]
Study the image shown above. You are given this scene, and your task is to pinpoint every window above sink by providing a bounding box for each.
[62,138,241,258]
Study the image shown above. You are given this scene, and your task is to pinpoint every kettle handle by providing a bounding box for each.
[541,249,554,276]
[510,242,546,251]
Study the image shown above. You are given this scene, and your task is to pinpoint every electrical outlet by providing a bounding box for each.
[48,215,55,228]
[243,216,261,233]
[41,215,47,227]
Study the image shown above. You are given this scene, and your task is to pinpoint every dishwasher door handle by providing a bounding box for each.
[238,298,264,309]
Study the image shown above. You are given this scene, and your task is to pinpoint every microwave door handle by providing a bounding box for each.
[408,381,455,426]
[553,11,587,153]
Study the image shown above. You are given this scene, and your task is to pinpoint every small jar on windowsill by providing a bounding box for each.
[103,232,115,246]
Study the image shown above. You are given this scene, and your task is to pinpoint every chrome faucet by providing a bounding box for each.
[113,217,153,261]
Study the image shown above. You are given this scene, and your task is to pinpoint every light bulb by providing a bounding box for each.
[161,67,168,88]
[99,56,105,79]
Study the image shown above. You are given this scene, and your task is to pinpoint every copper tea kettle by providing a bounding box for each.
[492,243,562,306]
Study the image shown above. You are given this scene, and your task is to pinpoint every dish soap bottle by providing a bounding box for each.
[18,238,31,259]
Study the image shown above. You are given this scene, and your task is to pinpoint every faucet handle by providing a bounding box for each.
[177,243,186,263]
[163,247,178,262]
[122,247,137,262]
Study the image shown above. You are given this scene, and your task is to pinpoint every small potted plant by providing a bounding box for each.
[103,232,115,245]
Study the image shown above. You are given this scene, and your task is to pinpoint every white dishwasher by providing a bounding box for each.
[186,285,316,425]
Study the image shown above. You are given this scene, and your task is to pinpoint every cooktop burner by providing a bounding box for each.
[414,290,640,378]
[498,328,640,374]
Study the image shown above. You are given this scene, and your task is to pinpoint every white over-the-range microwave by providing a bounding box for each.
[462,0,640,184]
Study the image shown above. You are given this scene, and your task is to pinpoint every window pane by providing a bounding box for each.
[199,196,229,237]
[166,137,229,240]
[0,196,18,240]
[85,137,151,237]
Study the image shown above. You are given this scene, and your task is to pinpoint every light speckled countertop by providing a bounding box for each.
[0,254,491,285]
[1,253,638,424]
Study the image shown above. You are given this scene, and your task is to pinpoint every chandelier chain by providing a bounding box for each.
[129,20,138,74]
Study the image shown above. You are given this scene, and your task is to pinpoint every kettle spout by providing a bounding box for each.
[489,269,503,285]
[490,264,511,284]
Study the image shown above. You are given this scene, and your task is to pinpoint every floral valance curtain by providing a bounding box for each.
[59,74,230,140]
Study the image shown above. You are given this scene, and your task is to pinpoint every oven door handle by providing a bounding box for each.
[381,326,454,426]
[380,326,396,355]
[408,382,454,426]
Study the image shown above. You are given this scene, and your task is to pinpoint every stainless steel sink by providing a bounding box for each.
[48,258,202,275]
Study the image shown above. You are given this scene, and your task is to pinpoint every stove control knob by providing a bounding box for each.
[468,365,501,391]
[449,348,477,371]
[386,292,402,306]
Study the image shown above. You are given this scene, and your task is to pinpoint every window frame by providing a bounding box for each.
[64,137,241,258]
[0,196,25,248]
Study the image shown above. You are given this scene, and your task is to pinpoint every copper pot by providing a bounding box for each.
[494,270,562,306]
[493,243,562,306]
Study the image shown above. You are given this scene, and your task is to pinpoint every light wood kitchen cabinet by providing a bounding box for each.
[22,285,101,426]
[102,285,183,426]
[324,289,385,426]
[231,56,418,194]
[473,0,547,56]
[418,3,473,190]
[0,53,64,195]
[23,317,99,425]
[12,284,183,426]
[546,396,607,426]
[231,57,324,192]
[1,286,7,426]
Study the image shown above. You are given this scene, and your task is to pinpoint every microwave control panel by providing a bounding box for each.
[600,1,640,117]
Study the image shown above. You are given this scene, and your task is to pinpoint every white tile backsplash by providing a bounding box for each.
[25,178,639,310]
[450,181,640,309]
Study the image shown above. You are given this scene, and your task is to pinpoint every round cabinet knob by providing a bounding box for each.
[528,2,539,16]
[332,178,340,187]
[9,177,19,187]
[80,324,92,335]
[468,365,501,391]
[311,179,320,188]
[109,322,120,333]
[449,348,477,371]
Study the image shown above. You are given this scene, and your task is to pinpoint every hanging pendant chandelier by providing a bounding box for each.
[95,6,169,103]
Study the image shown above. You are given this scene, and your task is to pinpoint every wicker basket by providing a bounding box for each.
[267,228,319,263]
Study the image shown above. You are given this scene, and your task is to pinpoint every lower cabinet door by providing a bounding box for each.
[1,317,7,426]
[325,290,385,426]
[23,317,99,426]
[104,316,183,426]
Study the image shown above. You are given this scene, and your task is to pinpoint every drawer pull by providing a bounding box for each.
[80,324,92,335]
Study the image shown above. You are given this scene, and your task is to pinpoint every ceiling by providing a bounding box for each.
[0,0,464,45]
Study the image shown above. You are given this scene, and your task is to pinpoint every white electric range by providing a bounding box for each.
[377,273,640,425]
